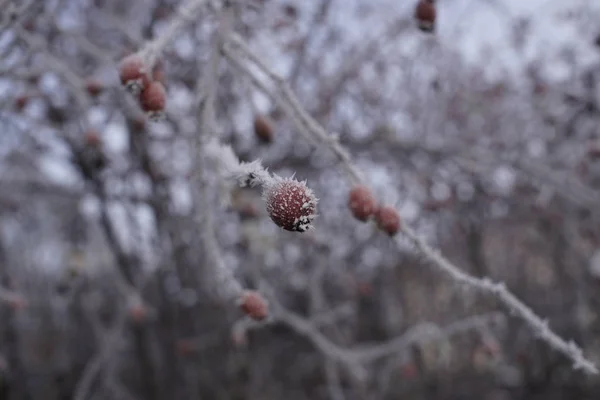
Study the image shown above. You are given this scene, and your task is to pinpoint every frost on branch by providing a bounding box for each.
[203,138,271,189]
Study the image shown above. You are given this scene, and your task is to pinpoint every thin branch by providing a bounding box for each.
[140,0,209,68]
[265,283,504,379]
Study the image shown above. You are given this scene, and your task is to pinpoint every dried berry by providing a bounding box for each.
[254,114,274,143]
[348,185,378,222]
[14,95,29,112]
[118,54,151,94]
[415,0,436,33]
[239,291,268,321]
[129,116,147,133]
[375,205,401,236]
[282,4,298,19]
[84,129,102,148]
[85,79,104,96]
[263,177,318,232]
[139,81,166,119]
[238,202,260,220]
[587,143,600,160]
[129,303,148,323]
[176,338,197,355]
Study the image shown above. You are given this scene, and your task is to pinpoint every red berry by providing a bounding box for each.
[239,291,268,321]
[85,79,104,96]
[14,95,29,111]
[176,338,197,355]
[85,129,102,147]
[129,116,147,133]
[415,0,436,33]
[118,54,151,93]
[139,81,166,118]
[129,302,149,323]
[375,206,401,236]
[263,177,318,232]
[348,185,377,222]
[587,143,600,160]
[282,4,298,19]
[254,114,274,143]
[238,202,259,220]
[401,363,418,379]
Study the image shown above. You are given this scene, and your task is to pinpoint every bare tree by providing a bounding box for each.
[1,1,600,399]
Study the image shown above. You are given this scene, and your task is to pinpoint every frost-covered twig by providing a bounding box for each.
[264,280,504,378]
[139,0,209,68]
[221,34,599,374]
[224,34,363,185]
[192,17,245,304]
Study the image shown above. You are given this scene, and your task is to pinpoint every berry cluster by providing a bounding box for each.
[119,54,167,120]
[348,185,401,236]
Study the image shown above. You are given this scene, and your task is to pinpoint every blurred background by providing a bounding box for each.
[1,0,600,399]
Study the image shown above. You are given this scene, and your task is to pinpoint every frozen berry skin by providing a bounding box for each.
[239,291,268,321]
[375,205,401,236]
[254,114,274,143]
[415,0,436,33]
[348,185,377,222]
[140,81,166,113]
[263,177,318,232]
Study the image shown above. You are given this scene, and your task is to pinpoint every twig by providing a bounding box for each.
[266,283,505,378]
[191,3,244,303]
[139,0,209,68]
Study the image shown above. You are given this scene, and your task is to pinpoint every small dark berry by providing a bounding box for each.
[14,95,29,111]
[139,81,166,119]
[375,206,401,236]
[85,129,102,147]
[415,0,436,33]
[254,115,274,143]
[239,291,268,321]
[348,185,378,222]
[85,79,104,96]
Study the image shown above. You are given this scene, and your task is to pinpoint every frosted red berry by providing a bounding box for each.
[375,205,401,236]
[239,291,268,321]
[415,0,436,33]
[348,185,378,222]
[254,114,274,143]
[118,54,151,93]
[263,177,318,232]
[139,81,166,119]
